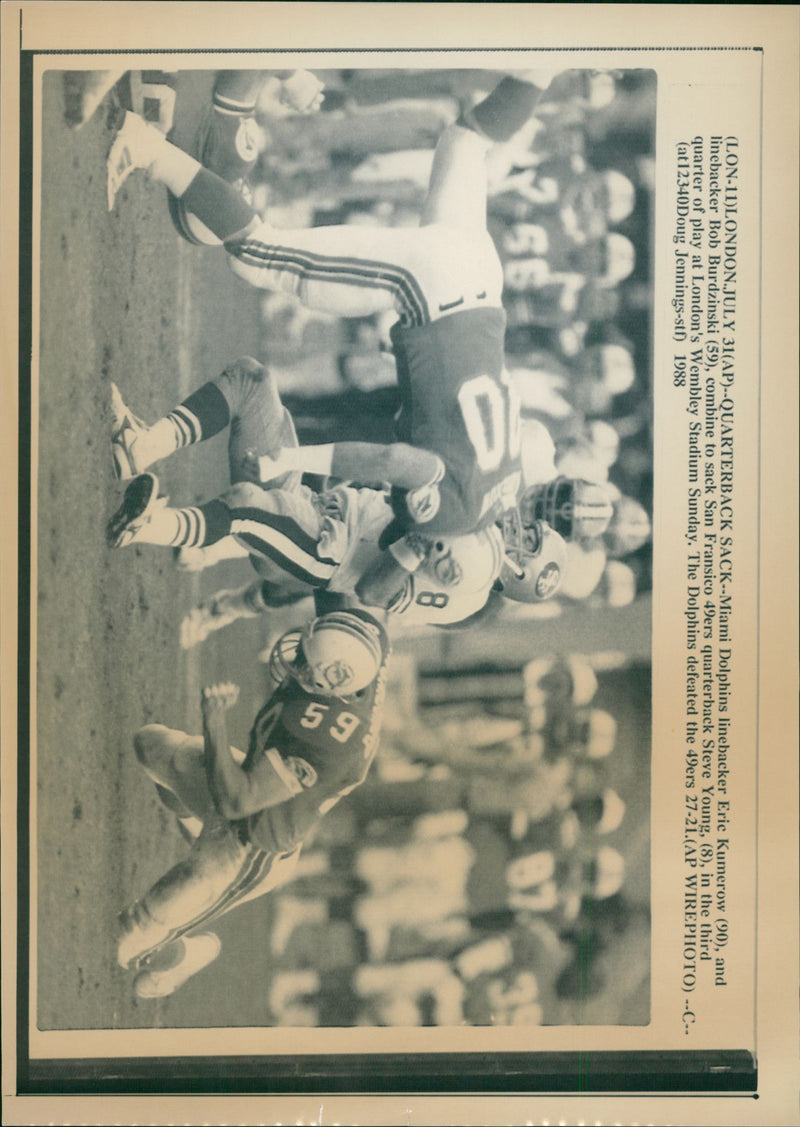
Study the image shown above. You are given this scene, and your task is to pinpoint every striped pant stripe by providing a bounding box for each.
[135,845,287,964]
[230,238,430,326]
[234,527,336,588]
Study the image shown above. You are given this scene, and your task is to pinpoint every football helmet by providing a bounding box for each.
[591,845,626,899]
[269,609,387,698]
[574,708,618,759]
[519,476,614,541]
[422,525,505,594]
[496,515,567,603]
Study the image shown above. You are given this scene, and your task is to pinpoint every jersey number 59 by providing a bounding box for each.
[300,701,361,743]
[458,370,522,472]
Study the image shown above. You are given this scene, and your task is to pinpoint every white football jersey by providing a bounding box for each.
[324,485,504,627]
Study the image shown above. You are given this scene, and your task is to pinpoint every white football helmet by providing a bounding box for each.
[592,845,626,899]
[519,476,614,541]
[421,525,505,594]
[601,170,636,224]
[574,708,618,759]
[497,516,567,604]
[269,609,386,697]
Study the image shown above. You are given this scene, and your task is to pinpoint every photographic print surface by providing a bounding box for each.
[35,62,655,1032]
[4,4,799,1124]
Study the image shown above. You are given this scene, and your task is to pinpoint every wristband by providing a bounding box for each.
[279,444,335,477]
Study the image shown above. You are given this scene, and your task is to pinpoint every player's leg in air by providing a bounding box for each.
[118,814,301,995]
[107,74,556,322]
[108,355,324,644]
[121,713,302,998]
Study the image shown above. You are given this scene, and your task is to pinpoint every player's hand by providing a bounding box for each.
[280,70,325,114]
[201,682,240,717]
[243,449,283,484]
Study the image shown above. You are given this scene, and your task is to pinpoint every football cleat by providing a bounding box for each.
[133,933,222,998]
[106,472,160,548]
[107,110,163,211]
[110,383,150,480]
[117,900,170,969]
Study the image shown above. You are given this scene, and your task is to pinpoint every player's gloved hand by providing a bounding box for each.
[404,461,444,524]
[201,682,240,717]
[279,70,325,114]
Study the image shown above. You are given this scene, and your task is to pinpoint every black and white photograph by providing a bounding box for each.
[36,59,655,1032]
[3,4,799,1125]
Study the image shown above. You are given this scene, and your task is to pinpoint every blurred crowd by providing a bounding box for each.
[224,66,658,1025]
[264,651,649,1027]
[244,66,655,610]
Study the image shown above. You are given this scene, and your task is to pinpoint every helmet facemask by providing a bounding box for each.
[497,516,566,604]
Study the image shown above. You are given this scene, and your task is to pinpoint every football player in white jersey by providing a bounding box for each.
[106,356,568,639]
[105,71,575,595]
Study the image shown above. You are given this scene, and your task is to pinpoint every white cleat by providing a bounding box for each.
[107,110,162,210]
[133,933,222,998]
[106,472,162,548]
[117,901,170,970]
[110,382,150,480]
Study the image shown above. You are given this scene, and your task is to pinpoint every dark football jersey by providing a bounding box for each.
[242,653,389,854]
[390,307,522,535]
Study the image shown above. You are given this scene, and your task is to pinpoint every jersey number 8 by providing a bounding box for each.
[458,370,522,472]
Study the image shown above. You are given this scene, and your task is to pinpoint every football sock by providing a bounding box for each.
[147,132,203,197]
[463,76,547,142]
[137,382,231,469]
[139,499,232,548]
[182,167,258,241]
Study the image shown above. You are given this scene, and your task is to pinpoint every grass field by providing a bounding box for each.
[36,72,288,1029]
[33,70,651,1032]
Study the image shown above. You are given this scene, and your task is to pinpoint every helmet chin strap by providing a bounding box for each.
[502,551,526,581]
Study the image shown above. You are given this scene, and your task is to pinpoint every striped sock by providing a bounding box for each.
[146,382,231,465]
[148,498,231,548]
[183,167,257,241]
[169,507,208,548]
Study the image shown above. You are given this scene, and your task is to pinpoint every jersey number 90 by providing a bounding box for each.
[458,370,522,473]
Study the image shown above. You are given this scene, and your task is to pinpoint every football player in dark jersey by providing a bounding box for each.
[106,71,568,602]
[106,355,570,634]
[116,607,390,998]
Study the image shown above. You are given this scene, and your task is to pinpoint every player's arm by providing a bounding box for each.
[245,441,444,495]
[201,684,298,819]
[355,533,430,609]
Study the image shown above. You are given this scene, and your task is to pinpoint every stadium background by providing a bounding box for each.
[35,66,653,1030]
